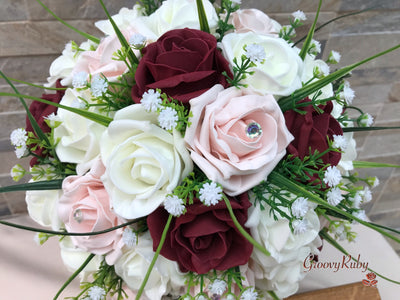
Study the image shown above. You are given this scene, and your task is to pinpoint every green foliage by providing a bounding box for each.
[215,0,240,42]
[137,0,163,15]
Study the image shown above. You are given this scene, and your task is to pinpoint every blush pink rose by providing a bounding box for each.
[72,29,138,82]
[58,158,124,265]
[230,9,281,35]
[184,85,293,196]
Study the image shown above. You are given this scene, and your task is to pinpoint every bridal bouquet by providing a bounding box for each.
[2,0,400,299]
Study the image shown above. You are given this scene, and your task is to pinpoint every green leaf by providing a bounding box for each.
[196,0,210,33]
[0,71,51,148]
[5,76,67,91]
[0,179,63,193]
[35,0,100,44]
[278,43,400,112]
[298,0,323,60]
[343,126,400,132]
[353,161,400,169]
[98,0,139,66]
[0,92,112,127]
[268,171,400,244]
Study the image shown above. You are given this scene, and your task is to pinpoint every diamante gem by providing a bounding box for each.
[246,122,262,138]
[73,209,83,223]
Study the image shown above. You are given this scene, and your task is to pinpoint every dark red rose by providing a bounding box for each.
[147,193,253,274]
[284,99,342,166]
[26,79,65,166]
[132,28,233,104]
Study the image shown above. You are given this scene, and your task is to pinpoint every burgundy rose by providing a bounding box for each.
[26,79,65,166]
[147,193,253,274]
[284,99,342,167]
[132,28,232,104]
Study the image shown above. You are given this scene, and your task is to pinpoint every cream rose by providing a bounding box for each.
[25,184,62,230]
[100,104,192,220]
[54,88,106,175]
[58,158,124,265]
[245,200,321,298]
[138,0,218,38]
[114,232,186,300]
[184,85,293,196]
[220,32,303,96]
[230,8,281,35]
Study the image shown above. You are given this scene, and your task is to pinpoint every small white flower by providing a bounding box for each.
[349,192,362,208]
[292,218,309,235]
[339,81,355,105]
[44,112,61,128]
[91,75,108,97]
[314,64,330,77]
[164,195,185,217]
[352,210,367,223]
[209,279,227,295]
[291,197,309,218]
[10,164,25,182]
[231,0,242,4]
[323,166,342,187]
[309,39,321,56]
[15,145,28,159]
[10,128,28,147]
[129,33,147,48]
[87,286,106,300]
[245,44,266,64]
[158,107,179,130]
[141,89,162,112]
[292,10,307,21]
[361,186,372,203]
[333,134,348,150]
[327,50,341,64]
[72,71,88,88]
[332,223,347,241]
[199,182,223,206]
[122,228,137,248]
[371,176,380,188]
[241,287,258,300]
[359,113,374,127]
[71,98,86,109]
[327,187,343,206]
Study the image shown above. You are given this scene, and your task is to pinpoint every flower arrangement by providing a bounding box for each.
[1,0,400,299]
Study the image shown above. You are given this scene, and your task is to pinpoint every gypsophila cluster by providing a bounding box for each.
[333,134,347,150]
[327,50,341,64]
[72,71,88,88]
[291,197,309,218]
[292,10,307,21]
[208,279,227,296]
[245,44,266,64]
[87,286,106,300]
[129,33,147,48]
[240,287,258,300]
[359,113,374,127]
[164,195,185,216]
[158,107,179,131]
[292,218,308,235]
[308,39,321,56]
[141,89,162,112]
[349,192,363,208]
[352,210,367,223]
[327,187,343,206]
[10,128,28,147]
[361,187,372,203]
[91,75,108,97]
[323,166,342,187]
[199,182,223,206]
[339,81,355,105]
[122,228,137,248]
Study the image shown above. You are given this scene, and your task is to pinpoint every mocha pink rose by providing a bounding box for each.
[58,158,123,265]
[230,8,281,35]
[184,85,293,196]
[72,29,138,82]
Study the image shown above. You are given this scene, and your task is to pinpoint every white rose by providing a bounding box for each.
[46,40,96,87]
[220,32,303,96]
[25,185,62,230]
[245,200,321,298]
[95,4,144,36]
[100,104,192,219]
[302,54,334,101]
[59,237,103,281]
[114,232,186,299]
[138,0,218,38]
[54,88,107,175]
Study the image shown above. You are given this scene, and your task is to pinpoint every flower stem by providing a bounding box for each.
[135,214,173,300]
[267,290,281,300]
[53,253,95,300]
[222,195,271,257]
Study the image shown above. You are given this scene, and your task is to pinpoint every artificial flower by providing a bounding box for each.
[230,8,281,35]
[185,85,293,195]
